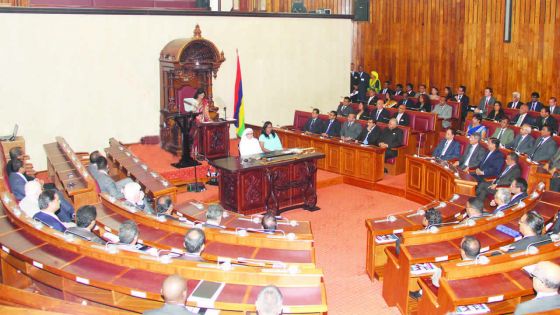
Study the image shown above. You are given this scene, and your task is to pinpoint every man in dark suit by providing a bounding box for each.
[474,87,496,118]
[356,119,381,145]
[504,211,551,253]
[398,94,414,109]
[492,188,513,214]
[350,63,360,92]
[33,190,67,233]
[546,150,560,192]
[8,159,28,201]
[536,107,558,133]
[180,228,206,262]
[454,133,488,171]
[527,91,544,112]
[378,118,404,159]
[95,156,125,199]
[143,275,197,315]
[511,104,535,127]
[393,104,410,126]
[529,126,558,162]
[472,138,504,181]
[506,124,535,154]
[340,113,363,141]
[380,80,394,95]
[513,261,560,315]
[365,89,378,106]
[506,178,529,207]
[476,152,521,201]
[303,108,324,134]
[356,65,370,102]
[5,147,34,180]
[67,205,106,244]
[321,111,341,137]
[455,85,470,123]
[336,97,354,117]
[432,128,461,160]
[393,84,404,96]
[372,99,390,123]
[548,97,560,115]
[405,83,415,97]
[507,91,523,109]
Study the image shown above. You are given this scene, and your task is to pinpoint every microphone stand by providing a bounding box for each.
[188,148,206,193]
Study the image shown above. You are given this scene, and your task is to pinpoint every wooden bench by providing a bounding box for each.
[105,138,178,203]
[381,188,554,314]
[43,137,98,209]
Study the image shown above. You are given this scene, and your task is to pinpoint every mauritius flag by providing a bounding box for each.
[233,53,245,137]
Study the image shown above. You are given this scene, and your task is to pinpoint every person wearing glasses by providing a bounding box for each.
[514,261,560,315]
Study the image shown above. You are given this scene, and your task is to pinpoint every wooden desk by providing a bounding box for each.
[105,138,178,202]
[209,151,324,215]
[405,155,478,204]
[198,119,235,159]
[274,128,385,189]
[43,137,98,208]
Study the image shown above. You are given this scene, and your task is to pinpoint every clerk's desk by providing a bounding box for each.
[209,149,325,215]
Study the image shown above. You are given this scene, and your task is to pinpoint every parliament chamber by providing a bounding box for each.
[1,1,560,315]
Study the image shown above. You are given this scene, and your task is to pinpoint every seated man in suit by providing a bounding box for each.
[527,91,544,112]
[410,235,480,299]
[336,97,354,117]
[492,188,513,214]
[6,147,33,179]
[255,286,284,315]
[503,178,529,207]
[474,87,496,118]
[122,182,154,215]
[393,104,410,126]
[460,198,485,223]
[405,83,415,97]
[472,138,504,182]
[414,84,427,97]
[321,111,341,137]
[398,93,413,109]
[340,113,363,141]
[372,99,390,123]
[491,117,515,147]
[261,213,277,232]
[180,228,206,262]
[378,118,404,160]
[511,104,535,127]
[87,150,101,182]
[431,97,453,128]
[503,211,551,253]
[303,108,324,134]
[528,126,558,162]
[365,89,378,106]
[116,220,154,254]
[95,156,124,199]
[10,159,74,222]
[507,91,523,109]
[453,133,488,171]
[143,275,197,315]
[514,261,560,315]
[155,196,186,222]
[536,107,558,134]
[476,152,521,201]
[356,119,381,145]
[393,84,404,96]
[548,97,560,115]
[204,204,225,229]
[380,80,394,95]
[33,190,68,233]
[432,128,461,160]
[67,205,106,245]
[506,124,535,154]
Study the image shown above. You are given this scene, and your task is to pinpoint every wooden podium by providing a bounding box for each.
[198,120,235,160]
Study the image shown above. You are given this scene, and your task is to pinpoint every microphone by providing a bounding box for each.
[449,194,460,202]
[435,202,447,209]
[407,209,425,217]
[453,218,477,228]
[456,253,490,266]
[374,215,397,223]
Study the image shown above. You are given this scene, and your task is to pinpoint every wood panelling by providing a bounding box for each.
[266,0,352,14]
[353,0,560,103]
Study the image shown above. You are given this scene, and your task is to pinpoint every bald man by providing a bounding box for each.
[143,275,196,315]
[514,261,560,314]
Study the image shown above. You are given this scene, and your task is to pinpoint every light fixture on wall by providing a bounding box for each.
[504,0,512,42]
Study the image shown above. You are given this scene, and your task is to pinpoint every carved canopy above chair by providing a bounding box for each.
[159,24,225,155]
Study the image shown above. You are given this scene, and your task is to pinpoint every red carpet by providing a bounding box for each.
[132,142,419,314]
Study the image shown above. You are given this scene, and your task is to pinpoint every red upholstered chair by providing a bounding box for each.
[453,135,470,156]
[0,144,11,193]
[481,120,498,138]
[293,111,312,130]
[503,108,519,121]
[518,157,531,181]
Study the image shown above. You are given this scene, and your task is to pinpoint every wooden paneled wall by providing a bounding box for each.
[353,0,560,103]
[265,0,352,14]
